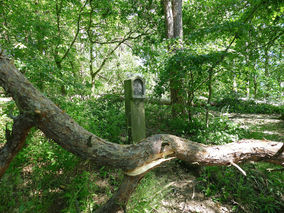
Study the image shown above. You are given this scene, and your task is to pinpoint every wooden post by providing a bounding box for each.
[124,75,146,143]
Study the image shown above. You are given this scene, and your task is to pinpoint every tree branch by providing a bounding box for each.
[54,0,64,62]
[205,0,265,80]
[94,174,144,213]
[0,114,34,177]
[60,0,88,62]
[91,31,148,79]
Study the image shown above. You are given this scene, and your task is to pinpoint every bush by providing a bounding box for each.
[54,95,127,144]
[214,97,284,114]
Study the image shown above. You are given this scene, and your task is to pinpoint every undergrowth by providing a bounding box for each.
[1,96,283,212]
[214,97,284,115]
[197,164,284,213]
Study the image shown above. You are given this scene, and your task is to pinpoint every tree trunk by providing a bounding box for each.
[94,175,144,213]
[264,47,269,99]
[172,0,183,39]
[205,70,213,127]
[164,0,185,116]
[89,42,96,95]
[163,0,174,39]
[246,80,250,99]
[0,114,34,176]
[253,73,258,98]
[0,57,283,212]
[232,71,238,94]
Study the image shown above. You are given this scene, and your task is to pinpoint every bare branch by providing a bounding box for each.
[91,31,149,79]
[60,0,88,62]
[230,161,247,176]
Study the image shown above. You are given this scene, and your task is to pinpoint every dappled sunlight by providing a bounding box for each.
[228,113,284,141]
[153,161,232,213]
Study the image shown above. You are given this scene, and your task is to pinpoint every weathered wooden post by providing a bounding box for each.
[124,75,146,143]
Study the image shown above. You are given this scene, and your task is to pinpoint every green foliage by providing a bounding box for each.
[128,172,171,213]
[0,98,125,212]
[192,115,247,145]
[62,171,97,213]
[154,48,222,98]
[53,95,126,143]
[146,103,246,145]
[0,129,79,212]
[215,96,284,114]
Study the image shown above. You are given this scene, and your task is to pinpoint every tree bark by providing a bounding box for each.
[172,0,183,39]
[163,0,174,39]
[0,56,283,212]
[163,0,185,116]
[0,114,34,176]
[94,175,144,213]
[205,70,213,127]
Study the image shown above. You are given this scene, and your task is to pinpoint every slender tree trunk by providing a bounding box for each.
[232,59,237,94]
[233,75,238,93]
[205,70,213,127]
[0,1,10,43]
[55,60,67,96]
[253,73,257,99]
[172,0,183,39]
[264,48,269,99]
[187,93,194,123]
[246,80,250,99]
[163,0,174,39]
[264,48,269,77]
[89,42,96,95]
[171,0,183,115]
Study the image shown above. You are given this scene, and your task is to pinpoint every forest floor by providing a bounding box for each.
[150,113,284,213]
[227,113,284,141]
[1,95,283,212]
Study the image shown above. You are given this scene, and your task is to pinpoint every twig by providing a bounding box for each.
[60,0,88,62]
[232,200,250,213]
[230,161,247,176]
[191,183,195,199]
[267,168,284,172]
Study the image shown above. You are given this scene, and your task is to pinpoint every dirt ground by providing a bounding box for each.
[154,161,232,213]
[227,113,284,141]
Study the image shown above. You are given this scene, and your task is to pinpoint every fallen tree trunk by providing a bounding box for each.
[0,56,283,212]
